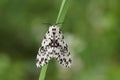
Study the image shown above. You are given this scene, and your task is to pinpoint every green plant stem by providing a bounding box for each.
[39,0,70,80]
[39,64,48,80]
[56,0,70,27]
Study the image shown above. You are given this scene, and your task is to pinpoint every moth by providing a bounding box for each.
[36,25,71,68]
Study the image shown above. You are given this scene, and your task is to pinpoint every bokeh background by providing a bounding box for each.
[0,0,120,80]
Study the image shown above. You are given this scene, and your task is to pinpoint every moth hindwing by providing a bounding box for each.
[36,25,71,68]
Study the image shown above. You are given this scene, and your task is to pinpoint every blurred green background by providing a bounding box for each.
[0,0,120,80]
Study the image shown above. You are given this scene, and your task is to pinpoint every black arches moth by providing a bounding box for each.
[36,25,71,68]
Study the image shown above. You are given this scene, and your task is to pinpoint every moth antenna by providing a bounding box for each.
[55,22,64,25]
[42,23,52,26]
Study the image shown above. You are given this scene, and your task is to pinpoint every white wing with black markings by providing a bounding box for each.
[36,25,71,68]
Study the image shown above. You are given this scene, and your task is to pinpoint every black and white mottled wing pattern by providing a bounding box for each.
[36,25,71,68]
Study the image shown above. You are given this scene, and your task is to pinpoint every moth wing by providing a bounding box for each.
[54,39,72,67]
[36,38,53,68]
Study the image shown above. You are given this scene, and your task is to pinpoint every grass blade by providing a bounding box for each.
[39,64,48,80]
[38,0,70,80]
[56,0,70,27]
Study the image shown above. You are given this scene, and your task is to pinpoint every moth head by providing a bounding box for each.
[48,25,60,35]
[45,25,61,39]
